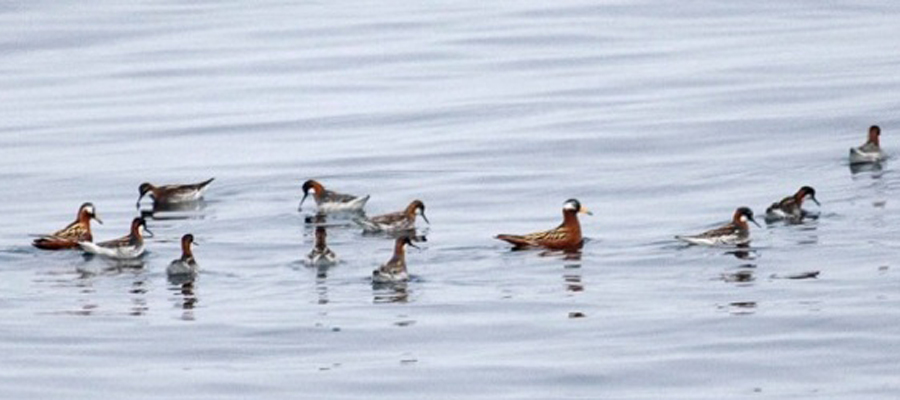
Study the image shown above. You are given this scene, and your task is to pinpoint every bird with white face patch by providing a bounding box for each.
[32,203,103,250]
[766,186,820,222]
[495,199,592,251]
[676,207,760,246]
[299,179,369,213]
[79,217,153,259]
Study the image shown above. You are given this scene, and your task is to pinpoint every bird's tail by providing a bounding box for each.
[495,234,533,249]
[32,237,77,250]
[198,177,215,188]
[353,216,379,232]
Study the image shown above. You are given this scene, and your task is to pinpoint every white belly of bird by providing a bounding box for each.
[165,189,205,203]
[849,147,885,164]
[677,234,748,247]
[361,218,414,233]
[79,242,146,259]
[318,197,369,213]
[765,207,799,222]
[166,260,197,276]
[307,251,337,266]
[373,269,409,283]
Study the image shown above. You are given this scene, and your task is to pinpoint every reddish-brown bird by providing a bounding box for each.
[32,203,103,250]
[495,199,591,251]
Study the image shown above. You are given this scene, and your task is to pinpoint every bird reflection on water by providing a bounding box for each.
[130,278,148,316]
[561,251,584,293]
[77,256,147,276]
[169,281,198,321]
[849,160,884,176]
[373,282,410,304]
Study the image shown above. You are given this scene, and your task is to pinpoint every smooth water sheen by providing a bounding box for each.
[1,1,899,398]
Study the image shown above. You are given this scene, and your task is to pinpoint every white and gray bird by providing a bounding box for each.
[79,217,152,259]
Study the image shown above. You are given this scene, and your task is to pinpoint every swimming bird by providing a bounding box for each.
[356,199,429,233]
[307,226,337,266]
[32,203,103,250]
[849,125,885,164]
[765,186,820,222]
[372,236,419,283]
[136,178,215,208]
[79,217,153,259]
[495,199,591,251]
[167,234,199,276]
[676,207,760,246]
[300,179,369,213]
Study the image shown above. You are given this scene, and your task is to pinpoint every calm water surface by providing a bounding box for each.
[1,1,899,398]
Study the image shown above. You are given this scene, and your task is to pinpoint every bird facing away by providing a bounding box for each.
[849,125,885,164]
[307,226,337,266]
[372,236,420,283]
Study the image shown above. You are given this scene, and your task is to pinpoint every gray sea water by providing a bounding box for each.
[1,1,899,398]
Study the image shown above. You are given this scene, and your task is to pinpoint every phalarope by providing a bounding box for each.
[136,178,214,208]
[849,125,885,164]
[79,217,153,259]
[372,236,419,283]
[356,199,429,233]
[300,180,370,213]
[33,203,103,250]
[495,199,591,251]
[167,234,199,276]
[676,207,760,246]
[766,186,820,222]
[307,226,337,266]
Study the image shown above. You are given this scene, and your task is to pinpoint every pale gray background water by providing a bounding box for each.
[1,1,898,398]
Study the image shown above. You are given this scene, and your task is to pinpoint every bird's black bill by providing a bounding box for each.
[299,193,309,209]
[811,197,821,206]
[421,212,430,224]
